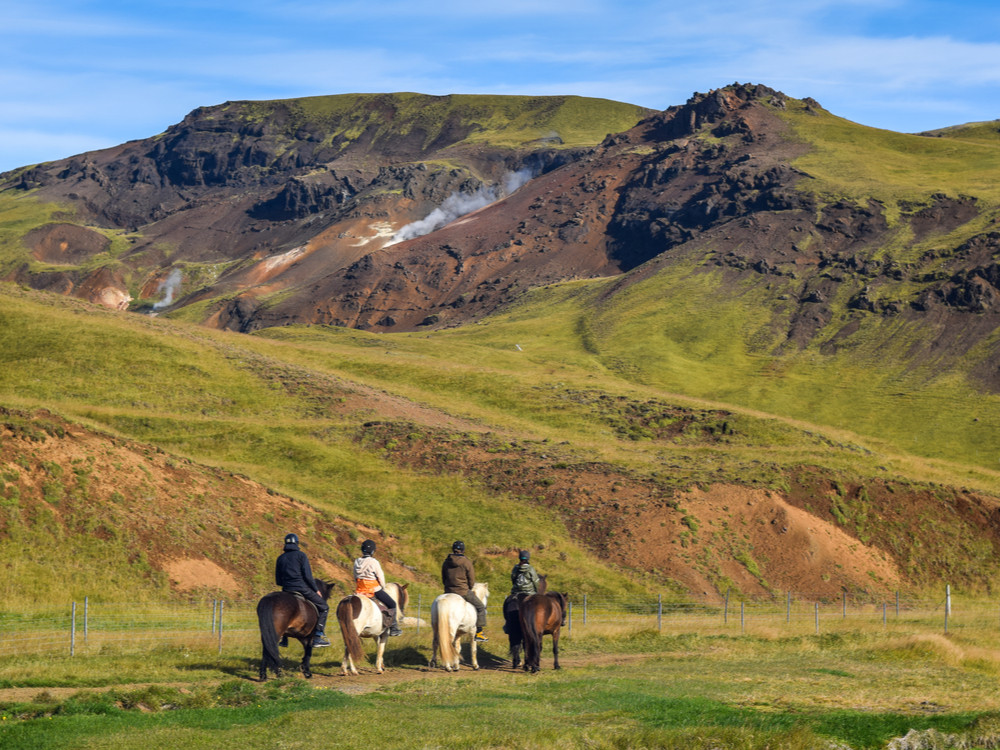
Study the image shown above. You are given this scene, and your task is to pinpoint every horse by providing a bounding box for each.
[429,582,490,671]
[256,578,336,681]
[519,590,568,673]
[335,582,409,675]
[503,574,547,671]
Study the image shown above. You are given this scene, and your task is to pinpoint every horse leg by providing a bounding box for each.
[470,633,479,671]
[552,629,560,670]
[339,643,350,676]
[376,633,387,674]
[429,631,438,669]
[300,639,314,679]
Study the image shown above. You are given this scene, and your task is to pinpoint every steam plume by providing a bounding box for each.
[152,268,182,310]
[392,168,534,243]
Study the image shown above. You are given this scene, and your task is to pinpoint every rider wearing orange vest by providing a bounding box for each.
[353,540,402,636]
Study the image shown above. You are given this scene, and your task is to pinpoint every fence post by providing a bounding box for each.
[217,600,224,655]
[567,601,572,632]
[740,601,745,634]
[842,591,847,619]
[583,594,587,626]
[84,596,89,645]
[944,585,950,634]
[724,590,729,625]
[786,591,790,623]
[211,599,217,634]
[71,601,77,656]
[657,594,662,631]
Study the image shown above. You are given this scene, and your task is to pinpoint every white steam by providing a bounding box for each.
[152,268,183,310]
[391,168,534,244]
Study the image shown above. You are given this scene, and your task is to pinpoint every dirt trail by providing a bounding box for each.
[0,651,649,704]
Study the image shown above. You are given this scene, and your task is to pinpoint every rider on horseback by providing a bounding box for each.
[275,533,330,647]
[354,539,402,636]
[442,540,488,642]
[510,549,540,595]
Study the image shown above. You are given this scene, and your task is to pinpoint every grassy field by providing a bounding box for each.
[4,621,1000,749]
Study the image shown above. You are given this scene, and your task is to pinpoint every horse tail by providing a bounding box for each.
[520,595,541,668]
[436,597,458,667]
[256,595,281,673]
[336,596,365,664]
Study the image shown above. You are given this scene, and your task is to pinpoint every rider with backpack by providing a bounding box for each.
[275,533,330,647]
[510,549,540,595]
[442,540,488,641]
[354,539,402,636]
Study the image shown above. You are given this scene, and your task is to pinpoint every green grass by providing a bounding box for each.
[4,628,1000,749]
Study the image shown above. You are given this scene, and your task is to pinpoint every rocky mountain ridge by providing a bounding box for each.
[3,83,1000,389]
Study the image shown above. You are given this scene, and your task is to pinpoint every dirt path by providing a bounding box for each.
[0,652,650,704]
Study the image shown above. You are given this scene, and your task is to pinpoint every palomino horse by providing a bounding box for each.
[503,574,547,671]
[256,578,336,681]
[429,582,490,671]
[519,591,568,673]
[335,582,409,675]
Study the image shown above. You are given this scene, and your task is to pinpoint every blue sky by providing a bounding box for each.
[3,0,999,174]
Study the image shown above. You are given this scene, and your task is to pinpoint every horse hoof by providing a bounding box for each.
[303,671,312,679]
[472,665,479,671]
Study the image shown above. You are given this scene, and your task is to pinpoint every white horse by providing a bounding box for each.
[335,581,409,675]
[429,582,490,672]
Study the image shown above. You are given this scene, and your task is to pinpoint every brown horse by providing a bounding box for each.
[518,590,567,673]
[256,579,335,681]
[503,574,547,670]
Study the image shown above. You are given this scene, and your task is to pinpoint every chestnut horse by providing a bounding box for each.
[518,591,568,673]
[256,578,335,680]
[503,574,547,670]
[336,582,409,675]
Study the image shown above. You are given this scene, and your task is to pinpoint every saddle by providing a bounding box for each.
[290,591,318,615]
[371,597,394,631]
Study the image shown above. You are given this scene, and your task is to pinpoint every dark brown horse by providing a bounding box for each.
[256,579,335,680]
[504,574,547,670]
[518,590,567,673]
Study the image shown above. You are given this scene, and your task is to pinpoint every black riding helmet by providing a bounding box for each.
[284,533,299,546]
[452,540,465,553]
[519,549,530,562]
[361,539,376,556]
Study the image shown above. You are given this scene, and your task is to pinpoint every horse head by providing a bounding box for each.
[316,579,337,601]
[394,582,410,614]
[472,581,489,606]
[538,574,548,594]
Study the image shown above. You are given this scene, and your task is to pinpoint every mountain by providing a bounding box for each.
[0,93,651,319]
[2,84,1000,603]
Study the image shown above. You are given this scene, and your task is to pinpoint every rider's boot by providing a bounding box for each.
[312,609,331,647]
[388,607,402,636]
[474,628,489,642]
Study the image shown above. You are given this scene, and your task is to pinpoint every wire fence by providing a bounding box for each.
[2,587,994,658]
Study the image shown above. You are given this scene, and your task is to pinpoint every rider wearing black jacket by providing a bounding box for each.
[275,533,330,647]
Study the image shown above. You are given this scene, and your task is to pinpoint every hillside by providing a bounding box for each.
[2,83,1000,604]
[2,284,1000,606]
